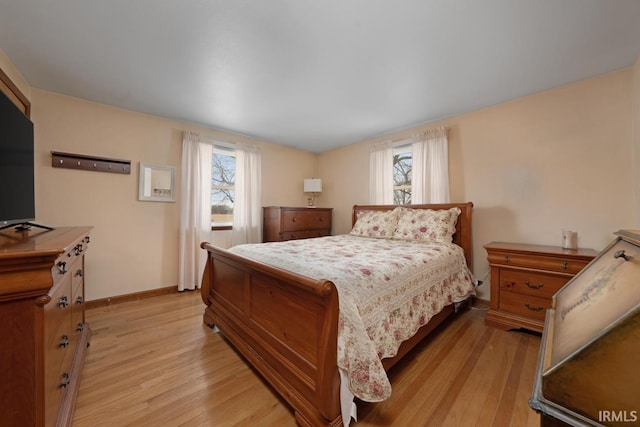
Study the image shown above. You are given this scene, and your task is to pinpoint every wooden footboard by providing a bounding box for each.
[200,243,343,426]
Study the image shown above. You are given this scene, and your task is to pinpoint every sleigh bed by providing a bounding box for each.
[200,202,475,426]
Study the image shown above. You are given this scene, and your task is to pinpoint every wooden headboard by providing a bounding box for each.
[352,202,474,270]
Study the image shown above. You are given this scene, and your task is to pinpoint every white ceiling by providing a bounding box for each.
[1,1,640,153]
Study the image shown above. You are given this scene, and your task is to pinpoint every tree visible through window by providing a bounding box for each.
[211,149,235,226]
[393,145,412,205]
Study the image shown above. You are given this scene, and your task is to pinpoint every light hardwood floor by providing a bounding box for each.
[73,291,542,427]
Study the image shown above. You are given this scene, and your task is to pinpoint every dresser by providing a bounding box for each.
[0,226,92,426]
[484,242,597,333]
[529,230,640,426]
[263,206,332,242]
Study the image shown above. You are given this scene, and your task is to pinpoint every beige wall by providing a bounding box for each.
[31,89,316,301]
[320,69,635,300]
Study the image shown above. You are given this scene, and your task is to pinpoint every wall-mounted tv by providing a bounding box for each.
[0,89,35,229]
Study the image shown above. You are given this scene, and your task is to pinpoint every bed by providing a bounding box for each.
[200,202,475,426]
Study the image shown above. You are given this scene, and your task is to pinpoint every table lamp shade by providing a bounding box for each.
[303,179,322,193]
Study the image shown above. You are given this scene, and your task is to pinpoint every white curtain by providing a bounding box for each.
[411,126,450,204]
[232,143,262,246]
[178,131,212,291]
[369,140,394,204]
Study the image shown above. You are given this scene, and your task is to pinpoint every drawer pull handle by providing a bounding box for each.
[77,322,85,332]
[59,334,70,348]
[75,243,84,256]
[562,261,568,270]
[292,217,297,222]
[76,296,84,305]
[59,373,70,388]
[504,255,509,263]
[57,296,69,308]
[525,303,544,312]
[57,261,67,274]
[525,281,544,289]
[75,269,84,278]
[614,250,631,262]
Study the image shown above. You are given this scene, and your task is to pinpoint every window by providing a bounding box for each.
[393,144,412,205]
[211,147,235,228]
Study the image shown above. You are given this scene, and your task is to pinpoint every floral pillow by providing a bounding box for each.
[350,208,400,239]
[392,207,461,243]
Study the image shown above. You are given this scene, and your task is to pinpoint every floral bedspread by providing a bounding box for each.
[229,234,476,402]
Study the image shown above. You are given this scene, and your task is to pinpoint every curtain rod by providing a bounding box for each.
[380,125,447,145]
[185,131,260,153]
[201,135,236,149]
[184,130,236,148]
[371,126,447,152]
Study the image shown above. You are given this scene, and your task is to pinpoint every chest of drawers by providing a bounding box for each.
[0,226,92,426]
[263,206,332,242]
[484,242,597,333]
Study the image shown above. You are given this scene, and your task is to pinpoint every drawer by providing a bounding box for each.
[71,258,84,289]
[488,252,590,274]
[73,237,89,257]
[71,275,86,336]
[499,269,569,299]
[280,229,330,241]
[306,210,331,229]
[281,210,331,231]
[60,236,88,272]
[44,318,73,408]
[44,275,73,347]
[281,210,313,231]
[499,291,550,321]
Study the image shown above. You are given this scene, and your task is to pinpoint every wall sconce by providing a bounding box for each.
[303,178,322,207]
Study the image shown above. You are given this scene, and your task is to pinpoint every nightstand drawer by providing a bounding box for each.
[488,252,589,274]
[499,270,569,298]
[499,291,549,321]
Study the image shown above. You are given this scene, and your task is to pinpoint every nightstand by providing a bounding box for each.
[484,242,597,333]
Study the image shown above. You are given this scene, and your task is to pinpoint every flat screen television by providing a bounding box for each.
[0,89,36,229]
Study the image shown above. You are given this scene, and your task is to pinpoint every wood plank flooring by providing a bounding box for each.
[73,291,541,426]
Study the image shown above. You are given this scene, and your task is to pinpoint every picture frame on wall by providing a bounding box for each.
[138,162,176,202]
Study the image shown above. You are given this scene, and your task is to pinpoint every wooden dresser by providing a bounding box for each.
[263,206,332,242]
[484,242,597,333]
[0,226,92,426]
